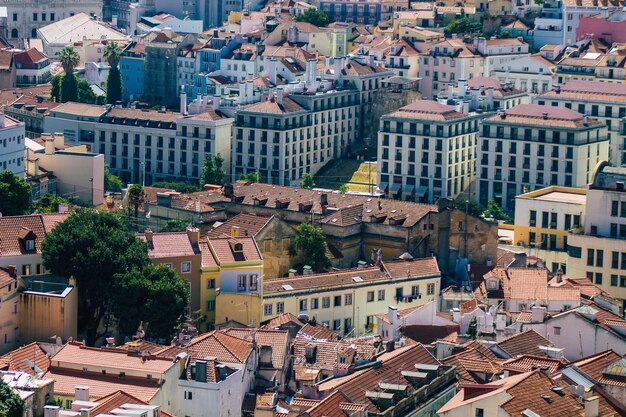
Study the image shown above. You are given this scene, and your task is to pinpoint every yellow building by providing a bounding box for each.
[261,257,441,337]
[0,268,19,354]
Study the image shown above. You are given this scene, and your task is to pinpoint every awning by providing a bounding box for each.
[416,185,428,197]
[390,183,402,194]
[405,184,415,195]
[378,182,389,192]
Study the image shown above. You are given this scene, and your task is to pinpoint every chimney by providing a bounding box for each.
[144,228,154,244]
[223,183,234,197]
[52,132,64,150]
[388,306,399,341]
[239,81,246,105]
[303,265,313,275]
[74,386,90,402]
[44,406,61,417]
[268,57,277,85]
[452,307,460,323]
[448,83,454,99]
[276,87,284,105]
[324,56,331,75]
[195,360,207,383]
[230,225,240,237]
[288,269,296,277]
[542,111,549,119]
[531,306,546,323]
[212,95,220,110]
[583,114,588,126]
[246,79,254,103]
[6,265,16,277]
[0,113,5,128]
[333,57,344,81]
[80,409,90,417]
[487,86,494,108]
[186,226,199,245]
[180,86,188,116]
[584,396,599,417]
[44,136,54,155]
[306,59,317,87]
[27,158,39,176]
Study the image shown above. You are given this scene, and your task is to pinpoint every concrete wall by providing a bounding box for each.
[19,288,77,344]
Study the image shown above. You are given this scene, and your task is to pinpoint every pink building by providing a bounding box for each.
[577,16,626,44]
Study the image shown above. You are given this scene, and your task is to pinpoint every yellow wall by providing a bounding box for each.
[216,292,263,327]
[200,267,220,331]
[18,289,77,346]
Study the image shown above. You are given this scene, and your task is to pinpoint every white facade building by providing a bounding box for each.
[0,113,25,176]
[474,37,531,77]
[492,54,556,94]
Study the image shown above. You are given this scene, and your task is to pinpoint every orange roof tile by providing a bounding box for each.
[0,342,54,376]
[187,331,253,363]
[207,236,261,264]
[0,213,69,256]
[221,328,289,368]
[497,330,553,358]
[207,213,272,238]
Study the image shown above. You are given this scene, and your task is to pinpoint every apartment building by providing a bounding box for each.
[261,257,440,337]
[538,80,626,166]
[377,100,483,203]
[44,102,233,185]
[474,37,530,77]
[313,0,409,25]
[566,162,626,311]
[14,49,51,87]
[232,87,359,185]
[533,1,564,49]
[492,53,556,94]
[513,186,586,272]
[0,113,25,176]
[562,0,626,46]
[477,104,608,211]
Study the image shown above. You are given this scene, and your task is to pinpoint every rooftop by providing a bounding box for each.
[517,186,587,205]
[137,231,200,258]
[485,104,602,128]
[496,329,554,358]
[385,100,467,121]
[0,213,69,257]
[38,13,127,46]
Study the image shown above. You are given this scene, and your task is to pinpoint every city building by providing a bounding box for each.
[314,0,410,25]
[375,300,458,342]
[562,0,626,46]
[537,80,626,167]
[474,37,530,77]
[14,48,51,87]
[5,0,102,48]
[0,112,25,175]
[513,186,586,272]
[0,267,18,354]
[377,100,483,203]
[3,87,58,138]
[44,102,234,185]
[566,162,626,311]
[492,53,556,94]
[261,257,440,337]
[0,371,54,417]
[532,1,563,49]
[477,104,608,211]
[0,50,16,89]
[120,41,146,102]
[37,13,128,57]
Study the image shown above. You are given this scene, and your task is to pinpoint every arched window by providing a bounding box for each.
[10,29,17,38]
[31,28,37,38]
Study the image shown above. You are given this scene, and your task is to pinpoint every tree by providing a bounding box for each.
[200,153,225,186]
[300,173,315,189]
[77,79,97,104]
[163,219,189,232]
[41,210,151,345]
[32,194,73,214]
[467,316,477,340]
[338,184,349,194]
[295,8,330,27]
[127,184,145,218]
[444,17,483,37]
[59,46,80,103]
[290,223,331,272]
[240,172,261,183]
[104,41,123,104]
[0,380,24,417]
[104,164,123,192]
[483,200,512,222]
[454,199,484,218]
[0,170,31,216]
[50,74,63,102]
[113,265,189,340]
[151,181,201,193]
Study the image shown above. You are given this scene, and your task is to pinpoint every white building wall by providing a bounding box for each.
[0,116,26,176]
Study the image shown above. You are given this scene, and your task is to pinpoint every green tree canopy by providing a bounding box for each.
[127,184,145,218]
[483,200,512,222]
[338,184,349,194]
[41,210,151,345]
[0,380,24,417]
[50,74,62,102]
[151,181,201,193]
[300,173,315,189]
[0,170,31,216]
[104,164,123,192]
[59,47,80,103]
[240,172,261,183]
[444,17,483,37]
[59,46,80,74]
[112,265,189,340]
[77,79,97,104]
[454,199,484,218]
[201,153,225,186]
[467,316,477,339]
[290,223,331,272]
[104,42,124,104]
[163,219,189,232]
[32,194,73,214]
[295,8,330,27]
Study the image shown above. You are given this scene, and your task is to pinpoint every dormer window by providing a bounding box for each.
[25,239,35,251]
[486,278,499,290]
[232,242,243,252]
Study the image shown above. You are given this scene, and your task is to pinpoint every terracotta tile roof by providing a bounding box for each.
[44,367,162,403]
[0,85,51,108]
[341,59,390,77]
[199,241,218,268]
[221,328,289,368]
[466,77,525,97]
[403,324,460,345]
[0,267,15,288]
[568,350,622,382]
[117,340,168,354]
[459,298,479,314]
[385,100,467,121]
[186,110,229,121]
[13,48,48,68]
[298,323,338,341]
[293,334,379,373]
[207,236,261,264]
[551,299,626,338]
[104,107,179,124]
[516,311,533,323]
[0,342,53,376]
[485,104,603,128]
[496,329,553,358]
[0,213,69,257]
[264,258,439,293]
[50,102,107,117]
[207,213,272,238]
[443,346,502,383]
[262,312,304,329]
[89,390,174,417]
[375,303,429,325]
[143,186,175,203]
[137,231,200,258]
[540,80,626,105]
[187,331,253,363]
[241,96,305,114]
[501,354,565,374]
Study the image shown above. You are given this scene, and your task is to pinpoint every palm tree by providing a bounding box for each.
[103,41,123,69]
[127,184,145,218]
[59,46,80,75]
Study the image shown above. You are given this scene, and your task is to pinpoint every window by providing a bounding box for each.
[595,273,603,285]
[32,13,37,21]
[322,297,330,308]
[334,295,342,307]
[311,298,319,309]
[529,210,536,227]
[587,249,594,266]
[22,265,30,276]
[411,285,420,296]
[299,299,307,311]
[611,275,618,286]
[277,302,284,314]
[613,252,619,269]
[378,289,385,301]
[622,201,626,218]
[25,240,35,251]
[249,274,258,291]
[206,300,215,311]
[597,250,604,267]
[367,291,374,302]
[184,391,193,400]
[612,201,619,216]
[237,275,246,291]
[333,319,341,330]
[475,409,484,417]
[181,261,191,273]
[344,318,352,333]
[554,327,561,336]
[427,283,435,295]
[264,304,273,316]
[345,294,353,305]
[206,279,216,289]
